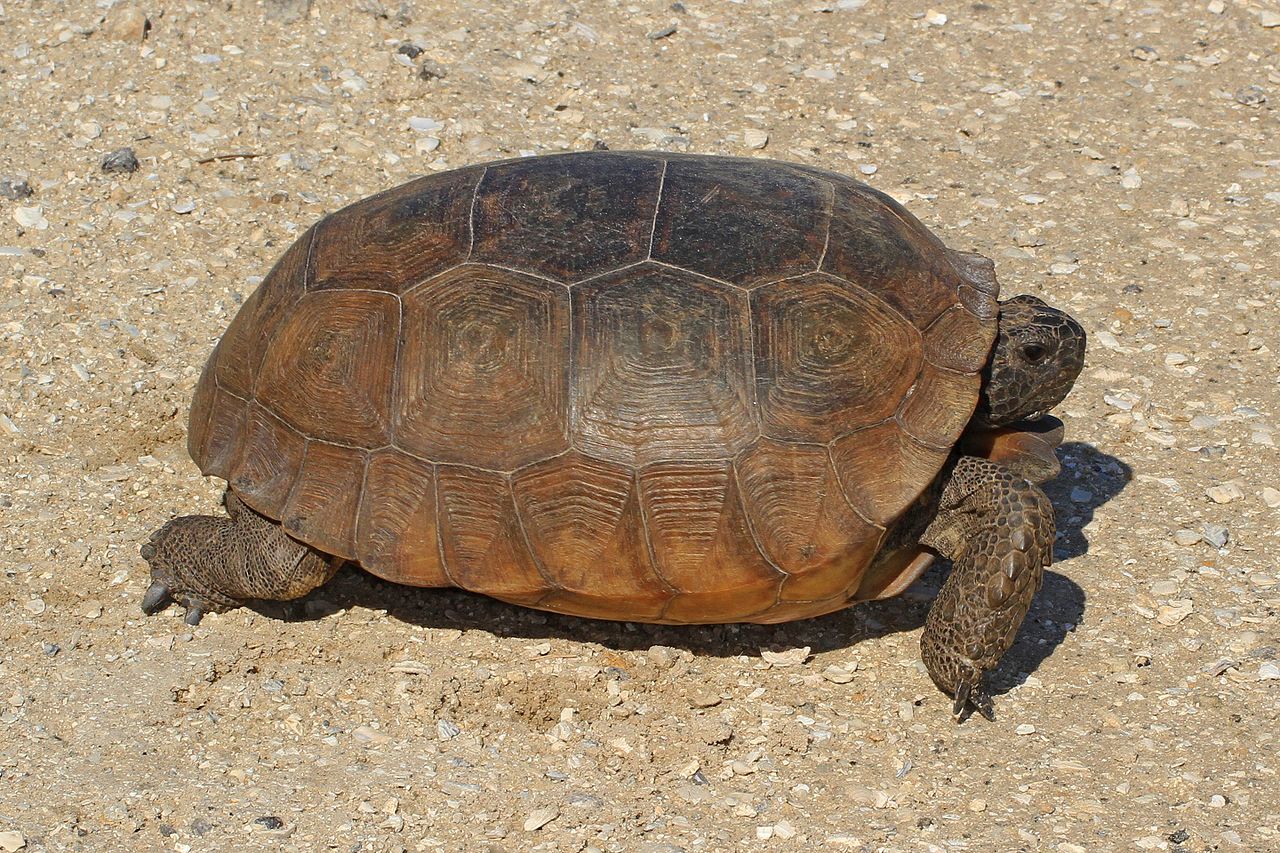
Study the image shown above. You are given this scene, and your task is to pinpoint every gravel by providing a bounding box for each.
[1,1,1277,850]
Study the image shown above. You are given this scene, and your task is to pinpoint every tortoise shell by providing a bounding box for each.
[189,152,999,624]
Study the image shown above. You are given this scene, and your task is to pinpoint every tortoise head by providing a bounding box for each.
[975,295,1086,427]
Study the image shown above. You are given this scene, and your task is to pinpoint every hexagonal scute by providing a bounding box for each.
[735,439,885,602]
[395,265,571,469]
[651,156,831,288]
[820,183,956,329]
[254,289,399,448]
[470,153,664,283]
[753,274,920,443]
[512,451,670,621]
[637,461,783,623]
[572,263,757,467]
[308,167,481,294]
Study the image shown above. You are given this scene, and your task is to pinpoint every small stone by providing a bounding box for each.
[1258,662,1280,680]
[969,798,988,812]
[1234,86,1267,106]
[397,42,424,59]
[408,116,444,133]
[1164,353,1188,366]
[1049,262,1079,275]
[12,206,48,230]
[523,807,559,831]
[761,646,810,666]
[755,826,774,841]
[1120,168,1142,189]
[1205,482,1244,504]
[0,832,24,852]
[1173,529,1201,547]
[647,24,677,40]
[688,689,721,708]
[858,164,877,175]
[101,147,140,174]
[172,200,196,215]
[1015,723,1036,735]
[743,128,769,150]
[1202,524,1229,548]
[436,718,461,740]
[1261,487,1280,508]
[103,5,150,42]
[0,179,32,200]
[924,10,947,26]
[1262,10,1280,28]
[1208,794,1226,808]
[23,598,45,615]
[773,820,797,840]
[1207,0,1224,12]
[253,816,284,830]
[1131,45,1158,62]
[351,725,390,744]
[1157,600,1193,626]
[264,0,311,24]
[1020,194,1047,205]
[822,664,855,683]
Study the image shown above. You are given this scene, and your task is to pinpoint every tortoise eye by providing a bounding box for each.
[1021,343,1048,364]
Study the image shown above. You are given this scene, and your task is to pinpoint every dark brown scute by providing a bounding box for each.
[752,272,920,443]
[651,157,831,288]
[820,183,954,329]
[471,154,663,282]
[395,265,570,468]
[922,304,998,373]
[831,422,950,526]
[309,168,479,294]
[896,365,982,448]
[229,404,306,516]
[572,262,756,467]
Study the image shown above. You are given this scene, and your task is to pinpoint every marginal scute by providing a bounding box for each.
[471,154,663,282]
[255,289,399,447]
[435,465,548,606]
[922,303,998,374]
[752,274,920,443]
[896,364,982,448]
[651,157,830,287]
[637,461,782,623]
[280,441,365,560]
[356,450,448,587]
[396,265,570,468]
[309,168,479,294]
[228,404,307,518]
[195,385,248,480]
[831,422,951,526]
[572,263,756,467]
[735,439,883,601]
[514,452,670,621]
[821,183,955,328]
[947,248,1000,321]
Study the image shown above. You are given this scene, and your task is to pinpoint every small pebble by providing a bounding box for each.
[253,816,283,830]
[408,116,443,133]
[1208,794,1226,808]
[743,128,769,150]
[1207,0,1224,12]
[647,24,678,40]
[1202,524,1229,548]
[1258,662,1280,680]
[396,43,424,59]
[1205,482,1244,504]
[1120,168,1142,189]
[1262,10,1280,28]
[172,200,196,214]
[858,164,878,175]
[1015,724,1036,735]
[0,831,24,852]
[101,148,140,174]
[436,718,461,740]
[1234,86,1267,106]
[969,798,988,813]
[761,646,810,666]
[1049,262,1078,275]
[1261,487,1280,508]
[523,807,559,831]
[103,5,149,42]
[13,206,48,230]
[822,664,855,683]
[1131,45,1158,62]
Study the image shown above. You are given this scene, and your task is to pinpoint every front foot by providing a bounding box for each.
[140,523,241,625]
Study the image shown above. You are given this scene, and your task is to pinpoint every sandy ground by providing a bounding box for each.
[2,0,1279,850]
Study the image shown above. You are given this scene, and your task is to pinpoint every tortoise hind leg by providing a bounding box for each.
[140,491,341,625]
[919,456,1054,721]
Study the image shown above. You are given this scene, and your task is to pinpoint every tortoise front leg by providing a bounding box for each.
[919,456,1054,721]
[140,491,340,625]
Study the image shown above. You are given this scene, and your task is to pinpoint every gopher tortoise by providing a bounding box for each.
[141,152,1085,719]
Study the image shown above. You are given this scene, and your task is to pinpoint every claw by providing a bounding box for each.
[952,680,996,722]
[141,581,174,615]
[952,681,972,719]
[184,606,205,626]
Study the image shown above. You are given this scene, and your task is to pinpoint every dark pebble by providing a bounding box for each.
[397,43,423,59]
[101,147,140,174]
[1121,283,1143,295]
[1168,828,1189,844]
[0,178,33,200]
[190,818,213,836]
[158,824,177,837]
[254,815,284,830]
[1234,85,1267,106]
[648,24,678,40]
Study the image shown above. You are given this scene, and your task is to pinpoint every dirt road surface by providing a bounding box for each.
[2,1,1278,850]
